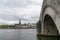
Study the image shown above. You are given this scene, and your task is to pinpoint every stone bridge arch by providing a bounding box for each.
[37,0,60,36]
[43,14,59,35]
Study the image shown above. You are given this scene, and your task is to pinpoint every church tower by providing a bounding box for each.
[19,19,21,25]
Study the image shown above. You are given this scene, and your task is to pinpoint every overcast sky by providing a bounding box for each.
[0,0,43,25]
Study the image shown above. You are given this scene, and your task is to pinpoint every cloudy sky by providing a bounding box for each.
[0,0,43,25]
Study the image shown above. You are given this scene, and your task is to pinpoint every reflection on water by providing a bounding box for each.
[37,36,60,40]
[0,29,20,40]
[0,29,60,40]
[19,29,60,40]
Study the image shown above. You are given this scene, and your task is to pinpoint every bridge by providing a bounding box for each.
[37,0,60,36]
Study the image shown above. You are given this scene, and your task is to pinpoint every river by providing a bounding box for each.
[0,29,60,40]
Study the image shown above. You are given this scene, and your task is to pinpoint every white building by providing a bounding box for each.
[28,23,36,28]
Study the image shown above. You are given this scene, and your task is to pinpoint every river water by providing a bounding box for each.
[0,29,60,40]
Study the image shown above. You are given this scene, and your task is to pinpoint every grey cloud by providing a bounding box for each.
[0,14,16,21]
[0,0,42,8]
[0,13,30,21]
[0,0,29,8]
[0,0,43,24]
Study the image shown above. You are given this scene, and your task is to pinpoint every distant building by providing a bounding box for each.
[14,19,36,29]
[21,23,28,28]
[28,23,36,28]
[15,19,21,28]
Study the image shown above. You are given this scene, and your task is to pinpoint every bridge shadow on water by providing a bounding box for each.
[37,36,60,40]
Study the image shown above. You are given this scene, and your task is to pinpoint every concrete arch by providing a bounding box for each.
[37,0,60,36]
[41,5,50,17]
[38,7,60,35]
[43,14,59,35]
[43,7,56,22]
[42,7,59,35]
[40,5,50,21]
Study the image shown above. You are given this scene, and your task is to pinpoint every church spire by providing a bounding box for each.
[19,19,21,25]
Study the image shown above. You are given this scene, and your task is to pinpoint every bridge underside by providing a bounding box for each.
[37,14,59,36]
[43,14,59,35]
